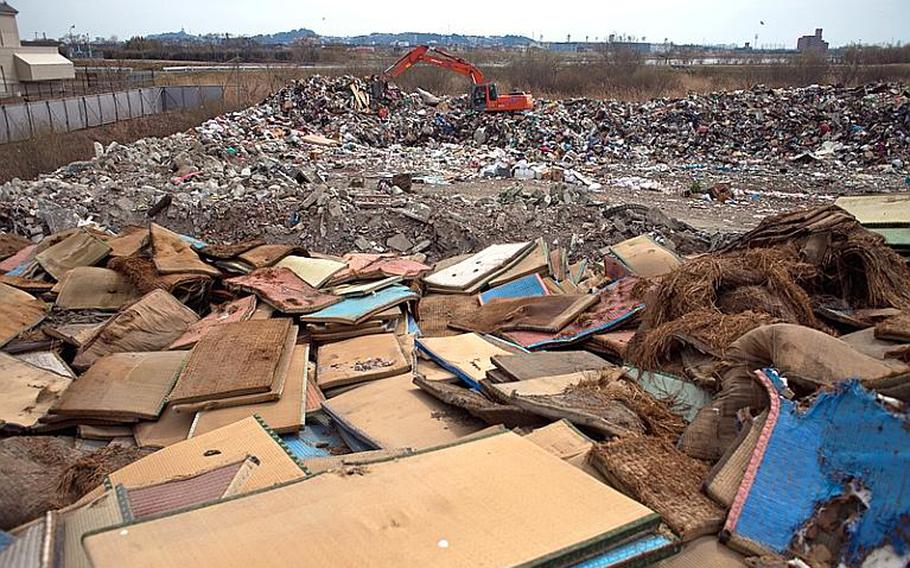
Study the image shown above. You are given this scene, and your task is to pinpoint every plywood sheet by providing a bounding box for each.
[84,432,658,568]
[425,242,532,291]
[225,267,340,314]
[51,351,188,420]
[0,352,72,429]
[168,319,294,405]
[110,416,304,493]
[275,255,345,287]
[322,373,485,449]
[54,267,140,310]
[492,351,613,381]
[417,333,510,389]
[190,344,309,436]
[150,223,220,277]
[168,295,257,350]
[316,333,409,389]
[74,289,198,369]
[35,230,110,280]
[0,282,47,347]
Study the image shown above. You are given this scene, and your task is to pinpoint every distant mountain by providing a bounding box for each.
[145,29,532,48]
[250,28,318,45]
[331,33,535,48]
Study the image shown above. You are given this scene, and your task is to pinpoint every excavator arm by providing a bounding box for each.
[382,45,486,85]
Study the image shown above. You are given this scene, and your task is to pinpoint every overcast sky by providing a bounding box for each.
[11,0,910,47]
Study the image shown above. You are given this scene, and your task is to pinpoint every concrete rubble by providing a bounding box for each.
[0,76,909,568]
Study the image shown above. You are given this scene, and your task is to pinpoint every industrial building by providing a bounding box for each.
[0,1,75,99]
[796,28,829,53]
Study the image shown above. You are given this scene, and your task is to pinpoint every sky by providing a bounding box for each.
[11,0,910,48]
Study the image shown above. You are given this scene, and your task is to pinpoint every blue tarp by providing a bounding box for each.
[478,274,548,305]
[730,372,910,565]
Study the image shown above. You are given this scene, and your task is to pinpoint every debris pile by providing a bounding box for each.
[1,201,909,567]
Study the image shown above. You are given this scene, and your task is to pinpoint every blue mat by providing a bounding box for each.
[728,370,910,565]
[478,273,548,305]
[571,534,676,567]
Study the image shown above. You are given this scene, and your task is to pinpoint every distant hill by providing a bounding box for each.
[145,29,532,48]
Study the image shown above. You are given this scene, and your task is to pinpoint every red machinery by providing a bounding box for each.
[379,45,533,112]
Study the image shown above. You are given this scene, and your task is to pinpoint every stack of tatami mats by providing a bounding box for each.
[79,431,666,567]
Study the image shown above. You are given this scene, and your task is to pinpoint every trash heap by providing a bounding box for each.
[2,201,910,567]
[1,76,907,258]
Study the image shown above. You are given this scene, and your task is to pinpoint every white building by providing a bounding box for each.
[0,2,75,98]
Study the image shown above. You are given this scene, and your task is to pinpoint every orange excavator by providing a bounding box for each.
[377,45,533,112]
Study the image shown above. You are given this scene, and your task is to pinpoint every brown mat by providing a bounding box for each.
[225,267,341,314]
[50,351,189,420]
[316,333,410,389]
[656,537,746,568]
[0,273,54,293]
[55,267,140,310]
[109,416,304,493]
[491,351,614,381]
[84,432,658,568]
[74,289,199,369]
[133,404,193,449]
[592,436,725,540]
[168,319,295,405]
[609,234,681,278]
[0,231,31,261]
[323,373,486,449]
[35,229,111,281]
[412,374,541,428]
[190,344,309,437]
[494,371,645,438]
[198,239,265,260]
[150,223,220,277]
[237,244,301,268]
[168,295,257,350]
[0,352,72,430]
[875,311,910,342]
[415,293,479,337]
[703,410,768,508]
[78,424,134,440]
[449,294,597,334]
[523,419,604,481]
[105,226,149,257]
[418,333,510,386]
[0,282,48,347]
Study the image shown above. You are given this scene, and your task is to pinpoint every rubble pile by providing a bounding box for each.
[2,76,908,261]
[1,201,909,567]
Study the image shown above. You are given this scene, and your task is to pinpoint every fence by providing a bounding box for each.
[0,85,223,144]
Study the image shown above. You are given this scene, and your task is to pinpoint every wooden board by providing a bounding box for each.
[0,282,47,346]
[316,333,410,389]
[50,351,188,420]
[190,345,309,436]
[84,432,658,568]
[168,319,295,405]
